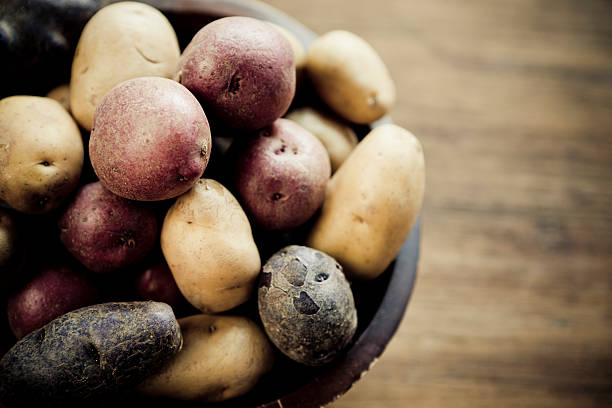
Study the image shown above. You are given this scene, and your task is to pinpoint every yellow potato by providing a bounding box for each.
[285,106,358,172]
[69,1,180,130]
[161,179,261,313]
[306,124,425,280]
[306,30,396,124]
[0,96,83,214]
[138,314,274,402]
[45,84,70,112]
[268,22,306,70]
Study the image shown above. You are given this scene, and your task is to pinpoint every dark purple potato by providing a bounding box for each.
[234,118,331,230]
[258,245,357,366]
[6,264,99,339]
[0,0,106,98]
[58,181,158,273]
[177,16,295,130]
[0,301,182,405]
[134,259,184,307]
[89,77,211,201]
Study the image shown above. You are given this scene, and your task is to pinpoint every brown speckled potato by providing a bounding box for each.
[258,245,357,366]
[285,106,358,172]
[161,179,261,313]
[89,77,211,201]
[70,1,180,131]
[138,314,274,402]
[233,118,331,230]
[177,16,295,130]
[0,96,83,214]
[306,30,396,124]
[306,124,425,280]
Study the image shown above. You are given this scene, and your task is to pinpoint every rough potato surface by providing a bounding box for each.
[0,301,182,406]
[258,245,357,366]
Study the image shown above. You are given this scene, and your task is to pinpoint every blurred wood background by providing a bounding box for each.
[265,0,612,407]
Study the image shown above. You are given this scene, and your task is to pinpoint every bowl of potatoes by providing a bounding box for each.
[0,0,424,407]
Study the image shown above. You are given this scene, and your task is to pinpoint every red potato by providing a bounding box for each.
[89,77,211,201]
[6,264,99,339]
[134,259,184,307]
[58,181,158,274]
[233,118,331,230]
[177,16,295,130]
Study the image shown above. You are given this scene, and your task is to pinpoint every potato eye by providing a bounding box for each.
[315,273,329,282]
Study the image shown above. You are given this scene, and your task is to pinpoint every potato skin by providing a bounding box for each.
[268,22,306,88]
[306,124,425,280]
[306,30,396,124]
[45,84,71,112]
[0,208,22,285]
[138,314,274,402]
[70,1,180,131]
[161,179,261,313]
[285,107,358,172]
[233,118,331,230]
[178,16,295,130]
[134,259,184,307]
[0,301,182,406]
[58,181,158,273]
[7,264,99,339]
[89,77,211,201]
[0,96,83,214]
[258,245,357,366]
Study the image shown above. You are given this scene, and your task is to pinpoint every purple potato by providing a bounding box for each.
[6,264,99,339]
[258,245,357,366]
[0,301,182,405]
[234,118,331,230]
[177,16,295,130]
[58,181,158,273]
[89,77,211,201]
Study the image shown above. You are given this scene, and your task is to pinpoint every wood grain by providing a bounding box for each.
[263,0,612,406]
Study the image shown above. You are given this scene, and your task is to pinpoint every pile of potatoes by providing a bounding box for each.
[0,1,425,406]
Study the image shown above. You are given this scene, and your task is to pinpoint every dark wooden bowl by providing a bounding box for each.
[1,1,420,407]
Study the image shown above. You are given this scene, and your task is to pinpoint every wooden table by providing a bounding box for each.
[264,1,612,406]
